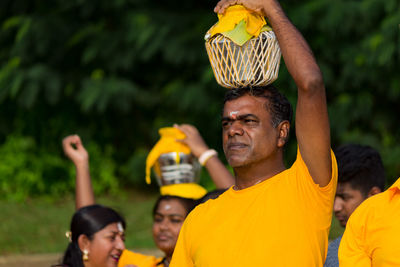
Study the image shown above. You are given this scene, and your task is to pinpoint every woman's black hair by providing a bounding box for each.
[152,195,196,217]
[55,204,126,267]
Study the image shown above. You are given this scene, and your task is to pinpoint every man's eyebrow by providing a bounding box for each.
[237,114,258,120]
[221,113,258,120]
[221,113,258,122]
[222,114,259,122]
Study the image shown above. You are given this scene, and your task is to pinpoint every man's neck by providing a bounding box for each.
[233,159,286,190]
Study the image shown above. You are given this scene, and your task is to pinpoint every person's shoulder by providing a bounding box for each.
[357,191,387,211]
[287,146,309,174]
[118,249,160,267]
[189,189,230,217]
[348,192,387,226]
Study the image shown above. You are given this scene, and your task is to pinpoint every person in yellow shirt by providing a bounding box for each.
[338,176,400,266]
[170,0,337,266]
[62,125,234,267]
[324,144,385,267]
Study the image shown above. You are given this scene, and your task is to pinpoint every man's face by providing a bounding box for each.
[222,95,279,168]
[334,182,366,227]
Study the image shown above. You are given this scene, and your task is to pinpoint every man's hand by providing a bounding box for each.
[62,135,89,166]
[214,0,273,16]
[174,124,209,159]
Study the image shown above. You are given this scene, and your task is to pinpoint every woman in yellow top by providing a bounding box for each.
[62,124,234,267]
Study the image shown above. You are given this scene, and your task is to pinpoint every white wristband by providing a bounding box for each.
[198,149,218,166]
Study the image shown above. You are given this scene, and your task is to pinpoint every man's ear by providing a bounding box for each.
[277,121,290,148]
[367,186,382,198]
[78,234,90,252]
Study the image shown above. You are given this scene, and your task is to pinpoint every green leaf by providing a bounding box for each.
[222,20,253,46]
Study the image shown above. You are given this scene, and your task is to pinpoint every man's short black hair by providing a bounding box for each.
[223,85,293,128]
[335,144,385,197]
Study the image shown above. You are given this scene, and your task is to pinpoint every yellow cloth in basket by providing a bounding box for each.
[209,5,267,45]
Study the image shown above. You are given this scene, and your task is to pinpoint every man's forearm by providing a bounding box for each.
[261,0,331,186]
[262,1,323,92]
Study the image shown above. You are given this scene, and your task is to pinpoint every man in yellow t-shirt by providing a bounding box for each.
[170,0,337,266]
[338,177,400,266]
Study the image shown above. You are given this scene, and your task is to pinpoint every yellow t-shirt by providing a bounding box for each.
[338,177,400,267]
[170,149,337,267]
[118,249,164,267]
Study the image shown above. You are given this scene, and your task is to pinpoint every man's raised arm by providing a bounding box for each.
[216,0,332,186]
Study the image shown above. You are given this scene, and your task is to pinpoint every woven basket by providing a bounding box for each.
[205,30,281,89]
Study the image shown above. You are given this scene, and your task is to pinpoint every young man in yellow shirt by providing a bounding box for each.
[339,176,400,266]
[324,144,385,267]
[170,0,337,266]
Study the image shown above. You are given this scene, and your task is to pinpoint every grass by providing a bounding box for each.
[0,190,345,256]
[0,190,158,255]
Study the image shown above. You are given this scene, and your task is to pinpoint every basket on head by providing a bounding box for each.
[205,5,281,89]
[206,31,281,88]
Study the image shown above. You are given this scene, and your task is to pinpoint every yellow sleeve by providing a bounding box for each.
[293,148,337,193]
[118,249,160,267]
[170,215,194,267]
[293,149,338,220]
[338,206,371,267]
[300,148,337,190]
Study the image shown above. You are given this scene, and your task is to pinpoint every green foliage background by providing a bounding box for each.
[0,0,399,200]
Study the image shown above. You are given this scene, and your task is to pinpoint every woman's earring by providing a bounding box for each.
[82,249,89,261]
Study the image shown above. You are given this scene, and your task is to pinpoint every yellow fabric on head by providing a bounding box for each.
[160,183,207,200]
[145,127,190,184]
[209,5,266,45]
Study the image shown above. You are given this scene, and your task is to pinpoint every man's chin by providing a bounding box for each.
[157,242,174,253]
[338,219,347,228]
[228,158,248,168]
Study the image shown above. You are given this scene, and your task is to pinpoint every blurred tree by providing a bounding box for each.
[0,0,399,200]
